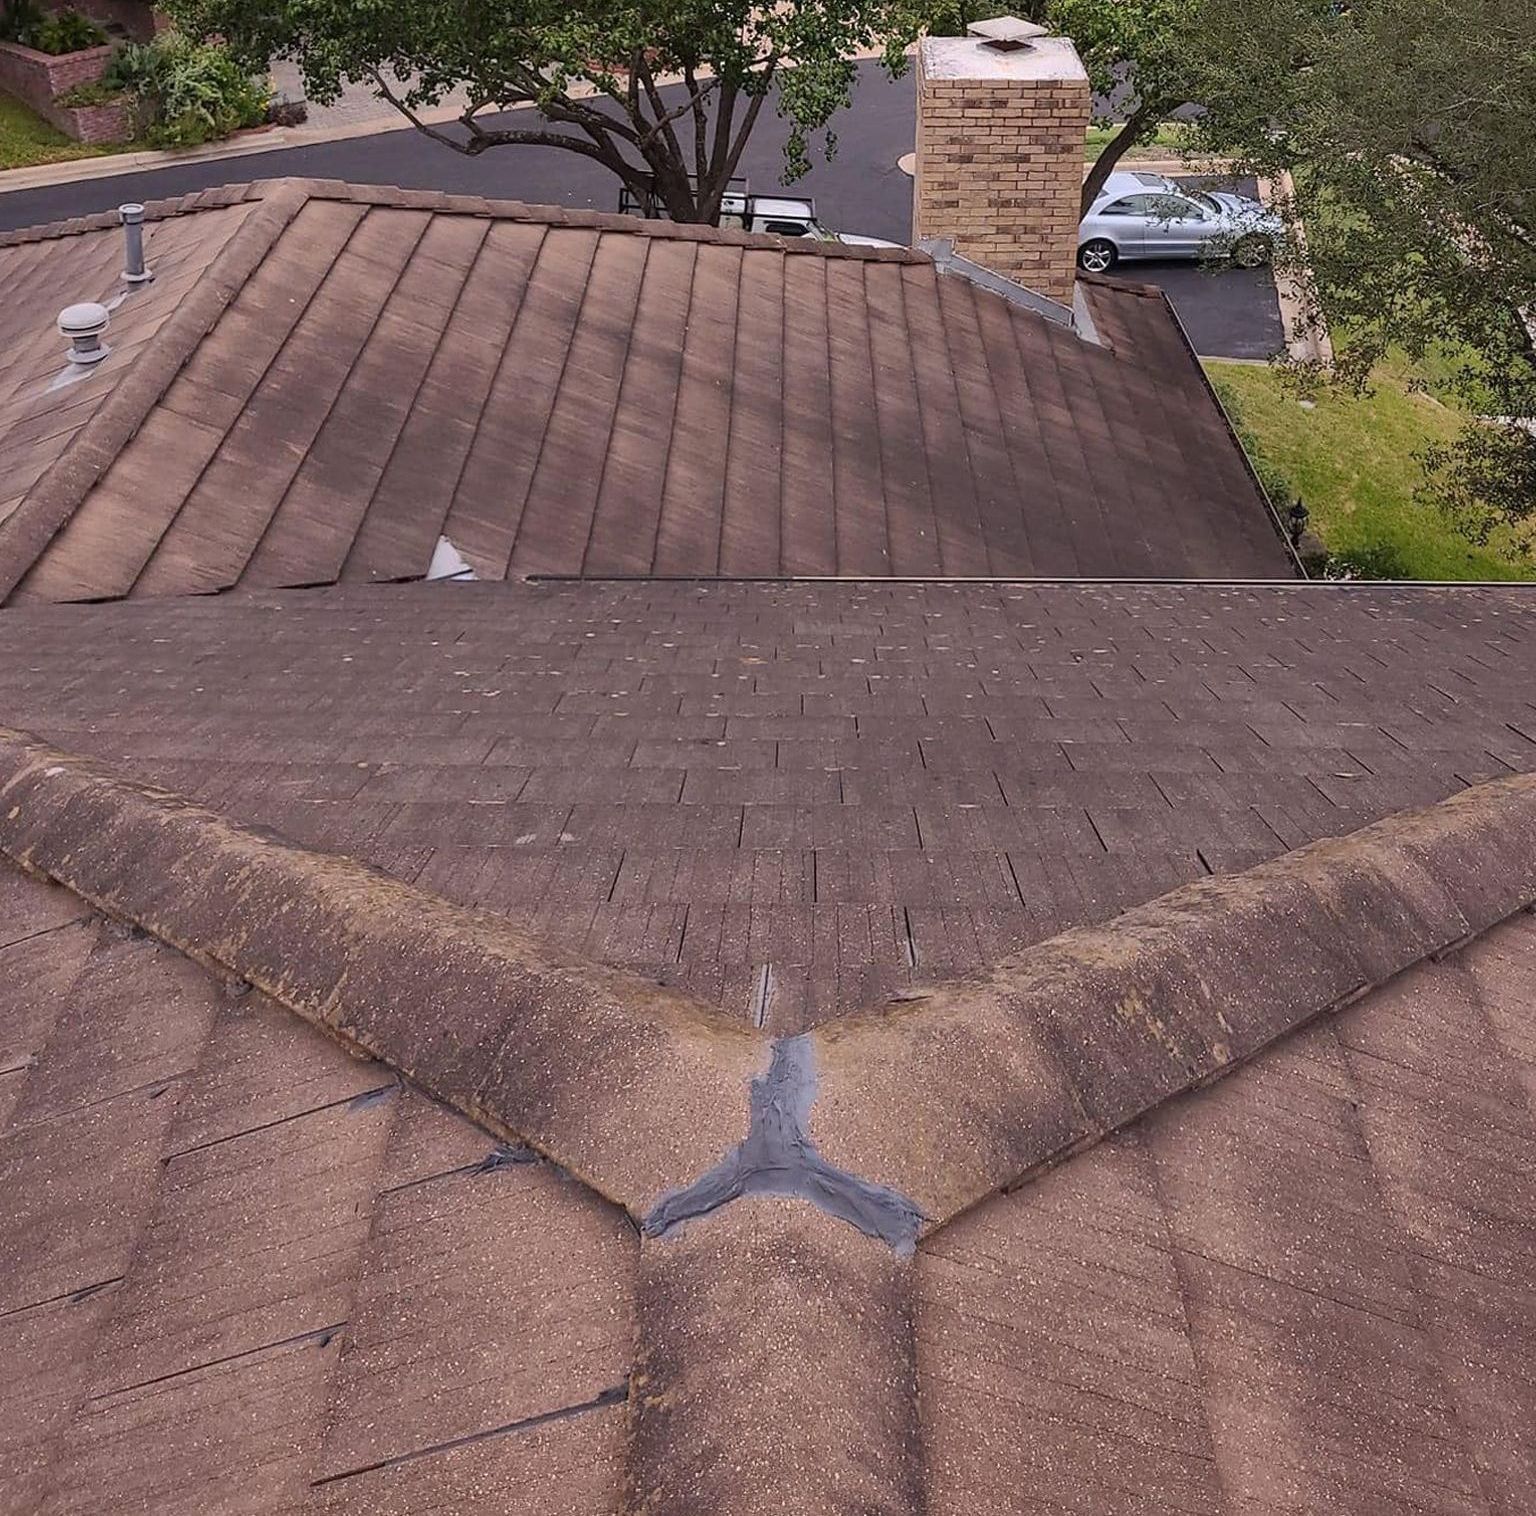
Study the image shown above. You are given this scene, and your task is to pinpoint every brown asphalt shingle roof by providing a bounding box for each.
[0,579,1529,1025]
[1,181,1532,1516]
[0,179,1294,600]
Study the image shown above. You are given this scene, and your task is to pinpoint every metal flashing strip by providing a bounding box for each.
[919,237,1077,328]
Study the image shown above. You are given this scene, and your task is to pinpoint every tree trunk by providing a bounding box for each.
[1080,99,1170,217]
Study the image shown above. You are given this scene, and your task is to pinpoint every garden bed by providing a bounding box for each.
[45,0,163,43]
[0,85,129,166]
[0,36,129,135]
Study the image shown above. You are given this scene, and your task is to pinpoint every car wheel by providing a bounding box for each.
[1077,239,1118,274]
[1233,233,1272,268]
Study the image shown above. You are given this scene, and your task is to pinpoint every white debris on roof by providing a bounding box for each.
[427,535,477,581]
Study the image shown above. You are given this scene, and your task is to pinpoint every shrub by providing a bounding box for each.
[33,6,104,52]
[1,2,107,54]
[266,96,305,127]
[106,31,267,147]
[1322,543,1413,581]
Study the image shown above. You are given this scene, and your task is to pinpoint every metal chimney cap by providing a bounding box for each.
[967,15,1050,49]
[119,202,146,224]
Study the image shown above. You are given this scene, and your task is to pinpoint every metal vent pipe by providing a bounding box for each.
[120,203,151,283]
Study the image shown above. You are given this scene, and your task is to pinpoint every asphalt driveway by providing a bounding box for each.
[1117,175,1285,360]
[0,65,1282,359]
[1127,261,1285,361]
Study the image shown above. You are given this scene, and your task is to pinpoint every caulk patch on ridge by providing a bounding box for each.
[642,1035,925,1255]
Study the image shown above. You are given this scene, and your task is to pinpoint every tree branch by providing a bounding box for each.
[639,72,721,151]
[682,61,709,184]
[1080,97,1171,216]
[367,67,483,154]
[539,92,642,147]
[635,54,686,174]
[718,64,775,192]
[703,75,738,213]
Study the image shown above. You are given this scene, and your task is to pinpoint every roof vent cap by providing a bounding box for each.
[58,302,111,365]
[966,15,1050,51]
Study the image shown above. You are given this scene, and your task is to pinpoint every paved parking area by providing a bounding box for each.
[1121,176,1285,360]
[1122,260,1284,361]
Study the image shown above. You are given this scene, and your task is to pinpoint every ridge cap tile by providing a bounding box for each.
[1,726,1534,1247]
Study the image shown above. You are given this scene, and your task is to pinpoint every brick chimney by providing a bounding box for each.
[914,17,1092,303]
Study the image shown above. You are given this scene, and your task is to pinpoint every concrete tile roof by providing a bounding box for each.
[0,192,256,532]
[920,923,1536,1514]
[0,179,1295,599]
[0,867,632,1515]
[1,185,1533,1516]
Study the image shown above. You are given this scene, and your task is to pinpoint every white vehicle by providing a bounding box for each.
[1077,170,1285,274]
[620,182,900,249]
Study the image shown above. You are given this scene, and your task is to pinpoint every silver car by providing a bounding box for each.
[1077,171,1284,274]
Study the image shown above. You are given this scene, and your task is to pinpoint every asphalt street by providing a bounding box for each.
[0,62,1282,358]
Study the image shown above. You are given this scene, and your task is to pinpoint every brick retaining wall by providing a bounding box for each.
[0,38,131,142]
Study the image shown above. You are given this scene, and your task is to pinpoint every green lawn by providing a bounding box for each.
[1085,122,1194,163]
[1207,358,1535,581]
[0,90,129,171]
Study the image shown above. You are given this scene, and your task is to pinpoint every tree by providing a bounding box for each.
[1052,0,1209,214]
[1185,0,1536,527]
[164,0,928,224]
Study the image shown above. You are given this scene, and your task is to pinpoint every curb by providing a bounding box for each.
[0,126,297,194]
[0,100,470,195]
[1108,156,1238,177]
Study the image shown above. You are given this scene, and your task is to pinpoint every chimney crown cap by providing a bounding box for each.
[967,16,1050,46]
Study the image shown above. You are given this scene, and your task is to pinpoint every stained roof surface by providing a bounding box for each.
[5,822,1534,1513]
[920,916,1536,1516]
[0,195,255,529]
[0,868,633,1516]
[0,180,1294,602]
[2,177,1534,1516]
[0,578,1530,1028]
